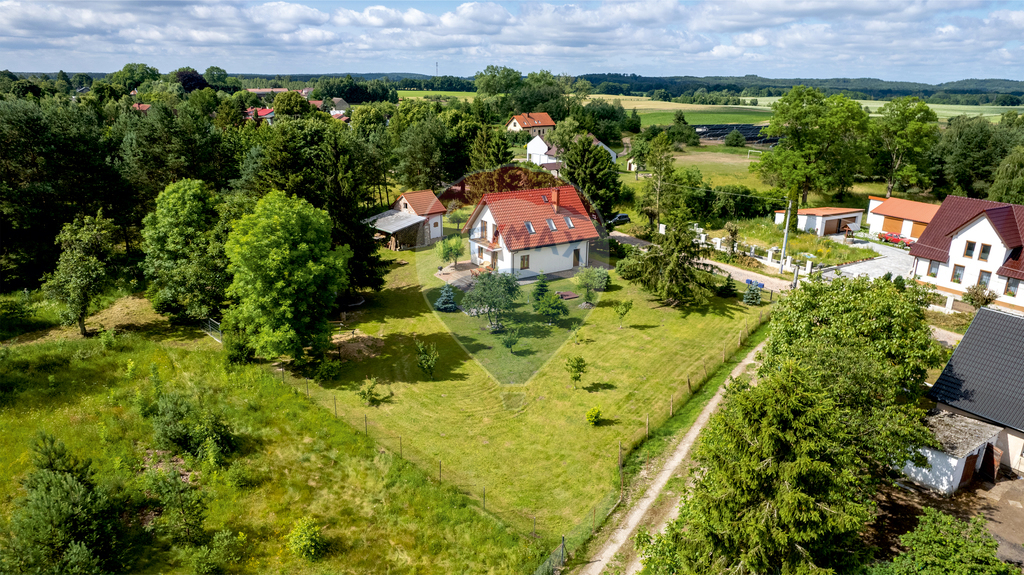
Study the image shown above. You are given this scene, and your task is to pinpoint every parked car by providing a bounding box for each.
[608,213,631,226]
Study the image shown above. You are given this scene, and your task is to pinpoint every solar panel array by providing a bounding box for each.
[691,124,779,145]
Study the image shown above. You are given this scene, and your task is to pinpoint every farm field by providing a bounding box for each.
[319,244,769,542]
[638,106,773,127]
[0,302,539,574]
[753,96,1024,122]
[397,90,476,101]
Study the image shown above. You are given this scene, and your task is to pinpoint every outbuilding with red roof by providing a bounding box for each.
[773,206,864,236]
[362,189,448,250]
[461,186,599,276]
[866,196,940,240]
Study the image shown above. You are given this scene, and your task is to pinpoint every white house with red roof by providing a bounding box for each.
[461,186,600,276]
[867,196,940,240]
[909,196,1024,312]
[773,207,864,236]
[506,112,556,138]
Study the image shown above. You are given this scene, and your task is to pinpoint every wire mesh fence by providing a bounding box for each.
[265,307,774,574]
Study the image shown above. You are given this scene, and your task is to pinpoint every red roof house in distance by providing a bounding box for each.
[866,196,940,240]
[131,103,151,116]
[909,195,1024,312]
[505,112,556,138]
[773,206,864,236]
[462,186,600,275]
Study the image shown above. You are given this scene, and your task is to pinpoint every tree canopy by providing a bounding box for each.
[41,211,116,336]
[561,138,624,219]
[872,96,939,197]
[616,226,718,306]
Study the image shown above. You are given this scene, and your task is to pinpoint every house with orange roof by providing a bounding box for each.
[866,196,940,240]
[506,112,556,138]
[362,189,447,250]
[773,206,864,236]
[461,186,600,276]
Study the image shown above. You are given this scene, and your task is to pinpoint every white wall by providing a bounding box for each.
[867,198,885,232]
[998,427,1024,473]
[527,136,555,165]
[902,446,964,495]
[428,214,442,239]
[512,241,589,278]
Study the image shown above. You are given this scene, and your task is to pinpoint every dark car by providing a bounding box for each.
[608,213,631,226]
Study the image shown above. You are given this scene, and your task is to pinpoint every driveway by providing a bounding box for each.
[822,240,916,281]
[610,231,652,248]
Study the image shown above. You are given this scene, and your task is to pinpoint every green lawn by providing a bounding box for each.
[0,314,539,573]
[314,243,771,542]
[640,106,773,127]
[706,217,878,266]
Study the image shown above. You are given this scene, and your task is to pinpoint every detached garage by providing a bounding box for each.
[867,196,940,240]
[773,207,864,237]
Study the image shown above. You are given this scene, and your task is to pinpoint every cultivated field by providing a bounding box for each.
[397,90,476,101]
[753,96,1024,122]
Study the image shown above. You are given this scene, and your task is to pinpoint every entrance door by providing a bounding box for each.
[981,443,1003,481]
[960,453,979,488]
[573,248,580,267]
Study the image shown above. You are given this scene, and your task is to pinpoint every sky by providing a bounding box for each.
[2,0,1023,83]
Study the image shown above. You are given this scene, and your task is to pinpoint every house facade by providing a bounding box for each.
[773,207,863,236]
[909,196,1024,312]
[506,112,556,138]
[526,134,617,167]
[867,196,940,240]
[461,186,599,277]
[393,189,446,243]
[926,307,1024,477]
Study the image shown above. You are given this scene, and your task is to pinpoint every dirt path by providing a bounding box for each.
[701,259,791,294]
[578,341,766,575]
[929,325,963,348]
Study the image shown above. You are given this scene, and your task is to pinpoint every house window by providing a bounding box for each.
[979,244,992,261]
[979,271,992,288]
[546,218,557,231]
[564,216,575,229]
[951,265,965,284]
[478,246,483,260]
[964,241,976,258]
[403,202,408,209]
[927,260,939,278]
[520,255,530,269]
[433,221,438,228]
[525,221,536,234]
[1006,278,1020,297]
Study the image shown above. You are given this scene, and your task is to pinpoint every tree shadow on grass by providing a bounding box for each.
[348,283,435,323]
[629,324,660,330]
[583,382,616,393]
[595,417,620,427]
[603,284,624,293]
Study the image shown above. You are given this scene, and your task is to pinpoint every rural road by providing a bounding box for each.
[578,341,766,575]
[701,259,792,294]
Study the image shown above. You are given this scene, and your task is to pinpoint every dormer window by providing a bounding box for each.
[525,221,535,234]
[564,216,574,229]
[546,218,556,231]
[542,195,548,203]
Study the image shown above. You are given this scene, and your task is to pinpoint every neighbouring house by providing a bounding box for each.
[506,112,556,138]
[901,409,1002,495]
[131,103,151,116]
[773,207,864,236]
[909,196,1024,311]
[363,189,446,250]
[461,186,600,277]
[867,196,940,240]
[243,107,275,125]
[925,307,1024,477]
[526,134,617,167]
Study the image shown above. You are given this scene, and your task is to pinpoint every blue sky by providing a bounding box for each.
[1,0,1022,82]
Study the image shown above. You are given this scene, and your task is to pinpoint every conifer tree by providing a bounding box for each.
[743,282,761,305]
[434,283,458,312]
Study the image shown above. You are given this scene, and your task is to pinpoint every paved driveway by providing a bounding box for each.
[823,241,916,280]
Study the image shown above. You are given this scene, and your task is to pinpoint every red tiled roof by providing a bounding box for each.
[997,247,1024,281]
[772,207,863,217]
[132,103,151,111]
[396,189,446,216]
[507,112,556,129]
[308,100,323,108]
[257,108,274,117]
[869,197,941,223]
[909,196,1024,264]
[461,186,600,252]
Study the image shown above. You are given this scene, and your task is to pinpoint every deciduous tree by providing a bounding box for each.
[461,271,521,328]
[870,508,1014,575]
[224,191,351,359]
[872,96,939,197]
[41,211,116,336]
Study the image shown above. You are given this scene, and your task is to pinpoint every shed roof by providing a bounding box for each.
[869,197,941,224]
[924,409,1002,458]
[396,189,446,216]
[361,210,425,234]
[929,307,1024,432]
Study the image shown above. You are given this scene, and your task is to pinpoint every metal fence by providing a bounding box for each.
[203,318,222,342]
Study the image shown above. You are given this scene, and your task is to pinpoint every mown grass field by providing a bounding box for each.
[753,96,1024,122]
[638,107,773,127]
[0,305,540,574]
[317,242,770,540]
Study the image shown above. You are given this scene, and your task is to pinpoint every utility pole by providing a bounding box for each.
[779,199,793,274]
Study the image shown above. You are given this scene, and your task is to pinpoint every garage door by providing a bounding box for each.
[823,218,841,235]
[882,216,904,234]
[910,221,927,238]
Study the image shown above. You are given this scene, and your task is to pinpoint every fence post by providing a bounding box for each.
[483,487,486,511]
[439,460,442,482]
[533,516,536,538]
[399,436,402,458]
[364,414,367,436]
[703,357,708,380]
[723,344,726,362]
[334,395,337,417]
[646,414,649,439]
[561,535,566,563]
[306,379,309,397]
[618,441,623,494]
[686,375,691,393]
[671,393,674,416]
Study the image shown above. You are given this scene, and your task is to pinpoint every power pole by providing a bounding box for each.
[779,199,793,274]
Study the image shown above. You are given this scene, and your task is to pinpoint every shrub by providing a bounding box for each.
[717,274,738,298]
[313,359,342,384]
[743,283,762,306]
[356,377,389,407]
[99,328,117,350]
[433,283,458,312]
[586,406,602,426]
[414,340,439,379]
[962,284,998,308]
[287,516,326,561]
[147,471,208,546]
[152,393,235,458]
[724,129,746,147]
[573,266,609,303]
[500,326,520,353]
